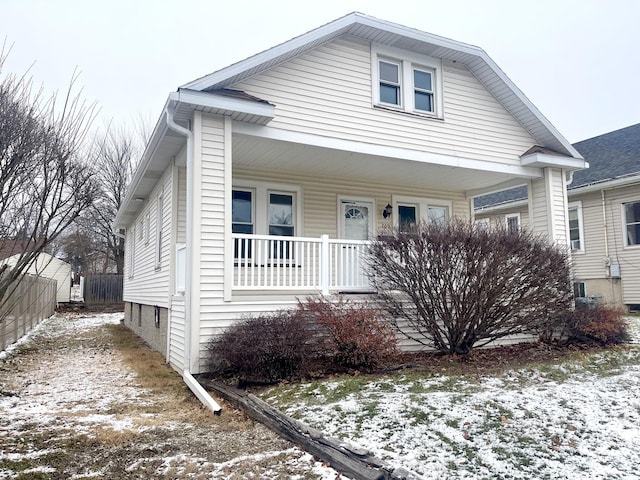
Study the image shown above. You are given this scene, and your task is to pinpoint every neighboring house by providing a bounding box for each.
[114,12,586,378]
[476,123,640,310]
[2,252,72,303]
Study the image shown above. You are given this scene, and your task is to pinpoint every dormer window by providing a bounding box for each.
[379,59,401,106]
[413,68,434,113]
[372,44,443,118]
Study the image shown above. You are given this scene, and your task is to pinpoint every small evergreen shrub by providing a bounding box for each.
[297,296,398,371]
[207,310,320,382]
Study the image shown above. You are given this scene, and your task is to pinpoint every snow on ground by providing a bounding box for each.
[264,316,640,479]
[0,312,343,479]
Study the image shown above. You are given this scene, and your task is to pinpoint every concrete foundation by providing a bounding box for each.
[123,302,168,356]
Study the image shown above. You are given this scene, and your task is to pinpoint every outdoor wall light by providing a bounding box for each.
[383,203,393,218]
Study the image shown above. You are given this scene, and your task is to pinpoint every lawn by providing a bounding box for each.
[260,317,640,479]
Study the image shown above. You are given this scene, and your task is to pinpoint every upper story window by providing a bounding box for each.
[413,68,434,113]
[379,60,401,106]
[568,202,584,252]
[372,44,443,117]
[624,201,640,246]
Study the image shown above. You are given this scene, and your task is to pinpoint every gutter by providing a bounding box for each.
[165,102,222,414]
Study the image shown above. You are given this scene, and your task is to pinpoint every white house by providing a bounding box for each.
[476,123,640,310]
[114,13,586,385]
[3,252,72,303]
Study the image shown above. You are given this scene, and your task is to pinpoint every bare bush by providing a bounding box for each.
[207,311,320,383]
[550,306,629,345]
[367,219,573,354]
[297,296,398,371]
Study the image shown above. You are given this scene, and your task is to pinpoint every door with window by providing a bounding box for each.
[340,200,373,240]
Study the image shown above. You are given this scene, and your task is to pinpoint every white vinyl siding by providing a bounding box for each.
[605,188,640,303]
[177,166,187,243]
[123,164,173,308]
[570,191,606,279]
[168,295,185,372]
[232,37,537,166]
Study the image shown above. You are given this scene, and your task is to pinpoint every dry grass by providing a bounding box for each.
[0,313,328,479]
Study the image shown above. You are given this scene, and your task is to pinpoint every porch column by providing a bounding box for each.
[528,167,570,246]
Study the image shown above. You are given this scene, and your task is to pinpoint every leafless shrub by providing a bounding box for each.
[550,306,629,345]
[367,219,573,354]
[207,311,321,383]
[297,296,398,371]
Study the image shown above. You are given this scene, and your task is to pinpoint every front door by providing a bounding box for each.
[340,200,373,240]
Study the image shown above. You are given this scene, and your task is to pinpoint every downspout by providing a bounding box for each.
[165,103,221,413]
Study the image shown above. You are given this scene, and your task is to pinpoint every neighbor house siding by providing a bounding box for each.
[123,163,173,308]
[474,204,529,229]
[571,190,607,280]
[3,254,72,303]
[232,37,536,166]
[603,185,640,304]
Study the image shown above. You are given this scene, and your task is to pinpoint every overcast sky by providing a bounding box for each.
[2,0,639,143]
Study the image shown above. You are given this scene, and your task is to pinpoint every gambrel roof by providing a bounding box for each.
[183,12,581,159]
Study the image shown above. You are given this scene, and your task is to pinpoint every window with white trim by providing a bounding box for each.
[573,281,586,298]
[144,213,151,246]
[392,195,450,229]
[232,183,300,261]
[155,193,164,269]
[128,229,135,278]
[505,213,520,234]
[568,202,584,252]
[624,200,640,246]
[378,59,401,106]
[373,45,443,117]
[475,218,490,230]
[413,68,434,113]
[398,203,418,232]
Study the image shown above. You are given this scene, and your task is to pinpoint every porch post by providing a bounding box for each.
[528,167,570,246]
[320,234,330,295]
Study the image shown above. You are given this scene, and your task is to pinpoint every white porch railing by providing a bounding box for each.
[232,233,371,293]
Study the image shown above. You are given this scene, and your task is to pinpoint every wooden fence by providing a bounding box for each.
[0,274,57,352]
[83,274,123,306]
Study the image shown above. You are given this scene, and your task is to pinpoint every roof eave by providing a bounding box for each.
[181,12,580,159]
[172,89,276,125]
[521,152,589,170]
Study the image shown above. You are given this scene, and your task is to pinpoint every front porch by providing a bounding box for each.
[231,233,370,294]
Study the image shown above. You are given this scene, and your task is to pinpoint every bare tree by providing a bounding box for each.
[0,45,99,308]
[367,219,573,354]
[76,124,140,274]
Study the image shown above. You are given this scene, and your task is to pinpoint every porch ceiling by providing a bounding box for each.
[232,134,538,194]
